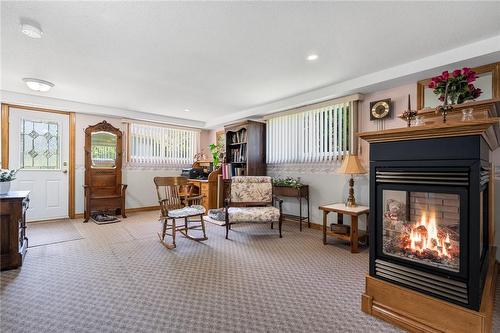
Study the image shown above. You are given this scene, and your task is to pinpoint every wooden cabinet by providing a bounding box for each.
[84,121,127,222]
[0,191,30,271]
[225,120,266,176]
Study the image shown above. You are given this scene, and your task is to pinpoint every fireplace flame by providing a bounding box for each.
[407,210,450,258]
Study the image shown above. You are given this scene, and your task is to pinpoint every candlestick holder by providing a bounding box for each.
[402,109,418,127]
[436,81,454,123]
[437,104,453,123]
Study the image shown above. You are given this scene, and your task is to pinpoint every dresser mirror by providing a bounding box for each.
[91,131,117,168]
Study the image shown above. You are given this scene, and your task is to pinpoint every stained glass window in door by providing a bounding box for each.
[21,119,60,169]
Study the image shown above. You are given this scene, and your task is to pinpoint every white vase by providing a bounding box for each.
[0,181,11,195]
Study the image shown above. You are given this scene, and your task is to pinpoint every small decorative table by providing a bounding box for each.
[318,203,369,253]
[273,185,310,231]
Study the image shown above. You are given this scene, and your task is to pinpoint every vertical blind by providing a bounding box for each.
[129,123,200,165]
[266,102,352,164]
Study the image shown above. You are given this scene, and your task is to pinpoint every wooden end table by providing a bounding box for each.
[319,203,369,253]
[273,185,310,231]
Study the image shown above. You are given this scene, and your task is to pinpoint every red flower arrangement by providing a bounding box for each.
[428,67,482,104]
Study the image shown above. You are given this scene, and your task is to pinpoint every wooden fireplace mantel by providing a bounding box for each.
[357,118,500,150]
[359,99,500,150]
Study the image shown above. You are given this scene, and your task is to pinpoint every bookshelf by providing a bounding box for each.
[222,120,266,179]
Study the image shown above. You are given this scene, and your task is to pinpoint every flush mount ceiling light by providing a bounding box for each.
[21,23,43,39]
[22,78,54,92]
[306,53,319,61]
[184,109,191,112]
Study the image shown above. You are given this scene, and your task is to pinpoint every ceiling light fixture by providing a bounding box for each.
[21,23,43,39]
[184,109,191,112]
[22,78,54,92]
[307,53,319,61]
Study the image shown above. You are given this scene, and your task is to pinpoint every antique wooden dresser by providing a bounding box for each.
[0,191,30,270]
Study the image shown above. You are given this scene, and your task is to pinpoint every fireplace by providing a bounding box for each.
[382,189,461,272]
[369,135,491,311]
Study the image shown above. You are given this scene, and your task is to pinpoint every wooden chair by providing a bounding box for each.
[225,176,283,239]
[154,177,208,249]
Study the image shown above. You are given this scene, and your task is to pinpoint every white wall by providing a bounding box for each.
[267,165,368,228]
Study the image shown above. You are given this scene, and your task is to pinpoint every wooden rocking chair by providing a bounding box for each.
[154,177,208,249]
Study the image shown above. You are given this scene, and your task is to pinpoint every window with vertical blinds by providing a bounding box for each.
[129,123,200,165]
[266,102,353,164]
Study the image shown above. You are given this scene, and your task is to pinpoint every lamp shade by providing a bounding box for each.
[337,154,366,174]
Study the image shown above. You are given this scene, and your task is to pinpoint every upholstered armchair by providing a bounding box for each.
[224,176,283,239]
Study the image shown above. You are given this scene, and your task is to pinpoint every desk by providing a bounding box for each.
[319,203,369,253]
[273,185,310,231]
[187,162,222,212]
[188,179,217,212]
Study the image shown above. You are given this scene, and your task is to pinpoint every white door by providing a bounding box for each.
[9,108,69,221]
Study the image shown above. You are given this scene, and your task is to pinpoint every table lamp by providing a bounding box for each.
[337,154,366,207]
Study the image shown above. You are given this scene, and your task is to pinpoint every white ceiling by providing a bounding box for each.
[2,1,500,127]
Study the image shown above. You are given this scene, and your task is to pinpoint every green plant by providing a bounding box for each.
[209,143,224,168]
[272,177,303,188]
[0,169,18,182]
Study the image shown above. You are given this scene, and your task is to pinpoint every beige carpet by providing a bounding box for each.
[27,219,84,247]
[1,211,499,332]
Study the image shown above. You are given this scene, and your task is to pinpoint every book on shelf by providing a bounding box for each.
[228,128,247,144]
[221,163,245,179]
[230,145,246,163]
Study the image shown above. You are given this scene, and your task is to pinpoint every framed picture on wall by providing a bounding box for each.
[216,130,225,149]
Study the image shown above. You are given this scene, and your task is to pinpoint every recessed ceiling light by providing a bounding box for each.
[21,23,43,39]
[307,53,319,61]
[22,78,54,92]
[184,109,191,112]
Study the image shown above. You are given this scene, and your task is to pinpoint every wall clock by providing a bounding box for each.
[370,98,392,120]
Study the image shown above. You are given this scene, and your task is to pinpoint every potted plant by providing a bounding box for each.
[0,169,18,195]
[208,143,224,169]
[272,177,303,188]
[272,177,304,197]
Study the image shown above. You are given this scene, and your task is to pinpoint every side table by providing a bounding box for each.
[318,203,369,253]
[273,185,310,231]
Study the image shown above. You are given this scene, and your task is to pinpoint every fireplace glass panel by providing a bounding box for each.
[382,190,460,272]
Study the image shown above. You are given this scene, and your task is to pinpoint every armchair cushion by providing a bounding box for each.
[228,206,280,223]
[230,176,273,203]
[167,205,206,218]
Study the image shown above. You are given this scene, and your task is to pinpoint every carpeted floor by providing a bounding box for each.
[1,211,499,332]
[27,219,84,247]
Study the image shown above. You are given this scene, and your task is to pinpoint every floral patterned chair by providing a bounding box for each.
[224,176,283,239]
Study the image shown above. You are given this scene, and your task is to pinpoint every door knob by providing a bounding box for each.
[62,169,68,174]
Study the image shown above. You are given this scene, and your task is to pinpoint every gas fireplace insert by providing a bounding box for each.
[369,136,491,310]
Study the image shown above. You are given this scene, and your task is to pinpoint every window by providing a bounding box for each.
[129,123,200,165]
[266,101,355,164]
[21,119,60,169]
